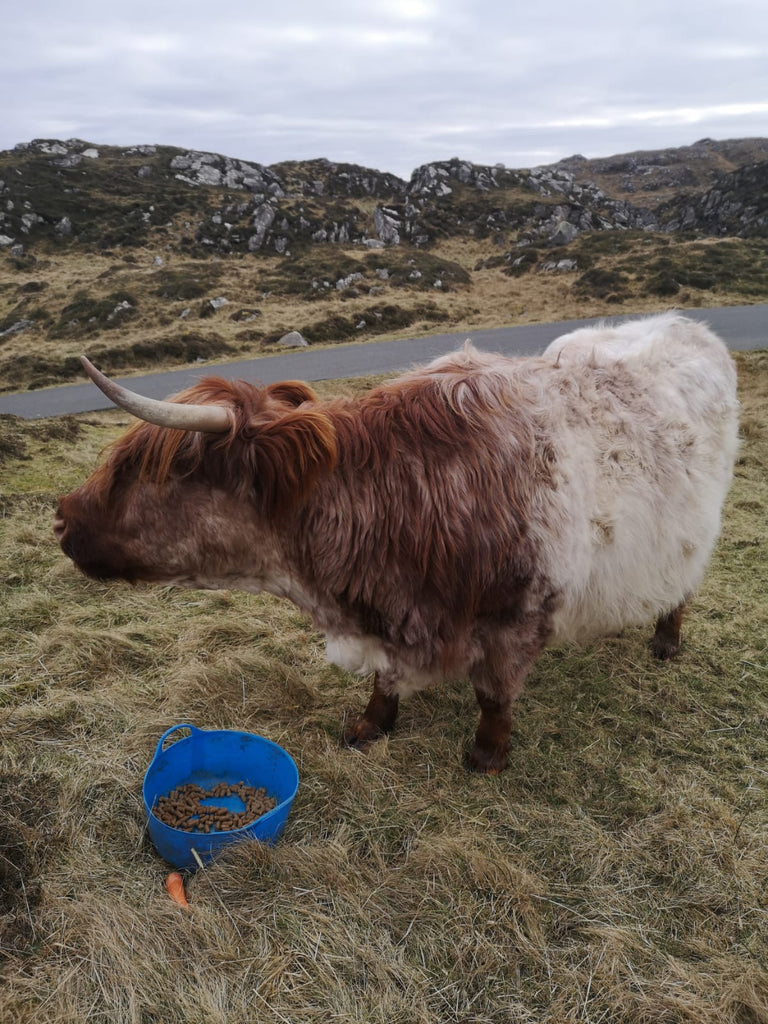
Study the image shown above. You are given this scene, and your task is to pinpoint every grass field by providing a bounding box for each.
[2,233,768,393]
[1,353,767,1023]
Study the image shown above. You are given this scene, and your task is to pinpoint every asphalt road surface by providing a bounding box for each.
[1,304,765,420]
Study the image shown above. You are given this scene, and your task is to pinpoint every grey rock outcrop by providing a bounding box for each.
[2,136,766,261]
[107,300,133,321]
[248,204,276,250]
[171,150,285,195]
[374,206,401,245]
[658,160,768,237]
[408,158,527,198]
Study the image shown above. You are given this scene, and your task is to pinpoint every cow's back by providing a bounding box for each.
[538,314,739,643]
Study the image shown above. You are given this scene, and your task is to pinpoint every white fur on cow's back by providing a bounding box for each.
[536,313,739,642]
[428,314,739,647]
[543,312,736,413]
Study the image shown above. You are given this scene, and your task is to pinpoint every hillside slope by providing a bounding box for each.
[1,137,766,392]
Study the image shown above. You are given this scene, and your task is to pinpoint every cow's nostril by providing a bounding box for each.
[53,513,66,541]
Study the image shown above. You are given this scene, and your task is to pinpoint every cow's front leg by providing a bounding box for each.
[650,600,686,660]
[467,689,516,774]
[467,623,546,774]
[343,673,399,750]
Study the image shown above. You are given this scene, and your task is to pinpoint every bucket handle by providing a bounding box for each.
[151,723,204,764]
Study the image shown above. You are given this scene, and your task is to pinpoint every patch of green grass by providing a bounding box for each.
[18,281,48,295]
[411,186,546,242]
[259,248,471,302]
[0,414,82,465]
[575,230,651,258]
[0,352,85,390]
[560,234,768,301]
[0,144,215,252]
[261,251,368,298]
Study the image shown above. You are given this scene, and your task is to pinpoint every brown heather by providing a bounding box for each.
[2,233,768,393]
[0,355,767,1023]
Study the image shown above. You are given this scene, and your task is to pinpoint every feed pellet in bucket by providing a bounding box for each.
[153,781,277,833]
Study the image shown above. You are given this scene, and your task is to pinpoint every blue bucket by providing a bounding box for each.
[143,723,299,869]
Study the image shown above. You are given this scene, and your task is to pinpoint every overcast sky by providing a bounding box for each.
[3,0,767,180]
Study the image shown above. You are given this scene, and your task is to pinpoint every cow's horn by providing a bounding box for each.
[80,357,232,433]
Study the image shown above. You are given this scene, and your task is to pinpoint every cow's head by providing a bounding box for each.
[54,359,337,587]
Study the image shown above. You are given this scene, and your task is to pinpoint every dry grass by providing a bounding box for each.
[0,355,767,1023]
[2,234,768,392]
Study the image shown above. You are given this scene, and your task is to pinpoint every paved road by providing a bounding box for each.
[1,304,765,420]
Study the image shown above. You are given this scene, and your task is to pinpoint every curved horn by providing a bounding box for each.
[80,357,231,433]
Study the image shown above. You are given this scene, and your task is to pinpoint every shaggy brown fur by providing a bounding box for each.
[57,363,555,771]
[91,378,338,514]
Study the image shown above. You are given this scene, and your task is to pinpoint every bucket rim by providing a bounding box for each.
[145,723,298,768]
[142,723,299,834]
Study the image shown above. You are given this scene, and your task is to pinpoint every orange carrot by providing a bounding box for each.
[165,871,189,907]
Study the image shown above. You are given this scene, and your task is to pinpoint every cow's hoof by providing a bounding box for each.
[343,716,385,751]
[650,635,680,660]
[465,745,508,775]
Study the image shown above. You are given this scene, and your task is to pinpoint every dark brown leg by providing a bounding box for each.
[651,600,686,660]
[343,674,399,750]
[467,690,515,775]
[467,624,546,774]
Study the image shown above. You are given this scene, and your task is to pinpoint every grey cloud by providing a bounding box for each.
[2,0,767,179]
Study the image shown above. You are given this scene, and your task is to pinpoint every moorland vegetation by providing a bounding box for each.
[1,136,767,392]
[0,136,767,1023]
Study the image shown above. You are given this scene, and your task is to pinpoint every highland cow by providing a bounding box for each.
[55,314,739,772]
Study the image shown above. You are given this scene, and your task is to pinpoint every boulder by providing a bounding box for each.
[21,213,44,233]
[0,319,34,339]
[549,221,579,246]
[278,330,309,348]
[107,300,133,321]
[336,272,365,291]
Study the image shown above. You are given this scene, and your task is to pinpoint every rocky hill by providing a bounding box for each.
[1,136,767,262]
[1,136,767,394]
[553,137,768,205]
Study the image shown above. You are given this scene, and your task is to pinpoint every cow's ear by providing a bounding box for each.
[265,380,318,408]
[246,408,337,513]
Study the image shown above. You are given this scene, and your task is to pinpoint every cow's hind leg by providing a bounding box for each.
[651,600,686,660]
[343,673,399,750]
